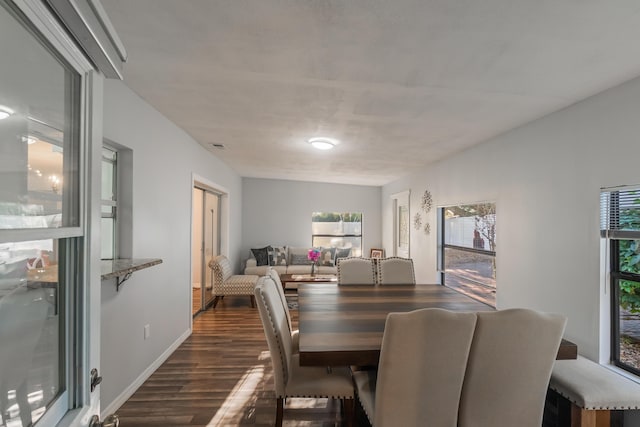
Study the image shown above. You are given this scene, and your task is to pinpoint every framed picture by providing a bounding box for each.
[370,248,384,259]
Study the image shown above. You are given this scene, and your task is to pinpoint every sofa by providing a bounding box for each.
[244,245,351,276]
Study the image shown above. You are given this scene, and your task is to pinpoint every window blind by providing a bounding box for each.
[600,185,640,239]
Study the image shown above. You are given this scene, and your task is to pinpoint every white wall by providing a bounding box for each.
[241,178,381,265]
[100,80,243,411]
[383,74,640,366]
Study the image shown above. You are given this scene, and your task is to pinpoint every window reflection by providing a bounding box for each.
[0,239,60,426]
[0,119,67,230]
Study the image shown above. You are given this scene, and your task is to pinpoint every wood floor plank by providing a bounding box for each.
[116,296,361,426]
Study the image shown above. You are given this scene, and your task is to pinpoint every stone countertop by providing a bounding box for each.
[101,258,163,280]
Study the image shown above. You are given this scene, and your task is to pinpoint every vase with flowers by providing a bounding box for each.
[308,248,321,276]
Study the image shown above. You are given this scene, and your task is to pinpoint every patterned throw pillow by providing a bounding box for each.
[251,246,272,266]
[334,247,352,263]
[290,254,313,265]
[319,247,336,266]
[270,246,288,266]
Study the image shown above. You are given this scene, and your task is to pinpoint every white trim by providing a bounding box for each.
[11,0,94,73]
[100,329,192,418]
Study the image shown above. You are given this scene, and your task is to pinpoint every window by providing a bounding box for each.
[438,203,496,307]
[0,1,86,425]
[102,146,117,259]
[601,186,640,375]
[311,212,362,257]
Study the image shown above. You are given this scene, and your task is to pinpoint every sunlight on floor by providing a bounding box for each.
[206,366,265,426]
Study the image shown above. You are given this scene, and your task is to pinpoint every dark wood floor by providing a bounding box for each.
[116,295,357,426]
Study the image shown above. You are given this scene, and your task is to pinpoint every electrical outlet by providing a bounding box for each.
[144,324,150,340]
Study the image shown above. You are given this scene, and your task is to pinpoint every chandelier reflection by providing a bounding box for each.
[48,175,61,193]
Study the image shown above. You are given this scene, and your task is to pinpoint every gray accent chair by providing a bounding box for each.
[376,257,415,285]
[458,308,567,427]
[254,276,355,427]
[337,257,376,285]
[353,308,477,427]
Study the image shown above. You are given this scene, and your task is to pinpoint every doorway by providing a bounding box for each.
[192,187,221,316]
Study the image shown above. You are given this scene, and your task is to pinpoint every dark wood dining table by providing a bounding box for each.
[297,283,577,367]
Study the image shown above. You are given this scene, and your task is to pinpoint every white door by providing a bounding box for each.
[0,1,102,425]
[391,191,410,258]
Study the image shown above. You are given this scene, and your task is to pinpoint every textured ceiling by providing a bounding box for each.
[101,0,640,186]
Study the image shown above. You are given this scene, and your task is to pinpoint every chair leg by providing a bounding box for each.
[211,296,221,308]
[250,295,256,308]
[570,403,610,427]
[275,397,284,427]
[342,397,355,427]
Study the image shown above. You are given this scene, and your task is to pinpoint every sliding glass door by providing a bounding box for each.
[0,0,99,425]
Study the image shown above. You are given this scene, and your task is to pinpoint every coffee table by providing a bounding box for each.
[279,273,337,293]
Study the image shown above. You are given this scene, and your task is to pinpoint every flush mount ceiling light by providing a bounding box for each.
[308,137,338,150]
[0,105,14,120]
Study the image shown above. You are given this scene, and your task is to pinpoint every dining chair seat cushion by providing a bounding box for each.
[283,354,354,399]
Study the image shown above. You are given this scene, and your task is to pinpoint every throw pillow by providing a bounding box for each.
[251,246,272,266]
[290,254,313,265]
[334,247,352,263]
[270,246,288,266]
[319,247,336,266]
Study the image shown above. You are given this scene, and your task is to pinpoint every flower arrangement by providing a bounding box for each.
[308,248,321,275]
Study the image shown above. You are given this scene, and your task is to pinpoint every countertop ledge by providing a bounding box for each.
[101,258,163,280]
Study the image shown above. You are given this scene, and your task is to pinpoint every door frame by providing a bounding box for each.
[190,174,229,324]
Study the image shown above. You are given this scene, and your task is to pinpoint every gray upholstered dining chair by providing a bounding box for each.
[254,276,355,427]
[267,267,298,352]
[337,257,376,285]
[376,257,415,285]
[457,308,567,427]
[352,308,477,427]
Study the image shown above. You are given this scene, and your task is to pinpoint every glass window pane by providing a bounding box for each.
[618,279,640,372]
[0,239,62,426]
[444,204,496,251]
[619,240,640,274]
[101,158,114,202]
[311,212,362,258]
[101,217,114,260]
[444,247,496,307]
[0,3,80,230]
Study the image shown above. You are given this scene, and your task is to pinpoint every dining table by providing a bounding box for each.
[297,283,577,367]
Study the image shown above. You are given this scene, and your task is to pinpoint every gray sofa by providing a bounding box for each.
[244,246,350,276]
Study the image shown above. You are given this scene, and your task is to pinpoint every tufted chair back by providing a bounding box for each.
[337,257,376,285]
[254,276,293,396]
[377,257,415,285]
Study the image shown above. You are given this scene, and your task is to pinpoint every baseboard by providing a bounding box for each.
[101,328,192,417]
